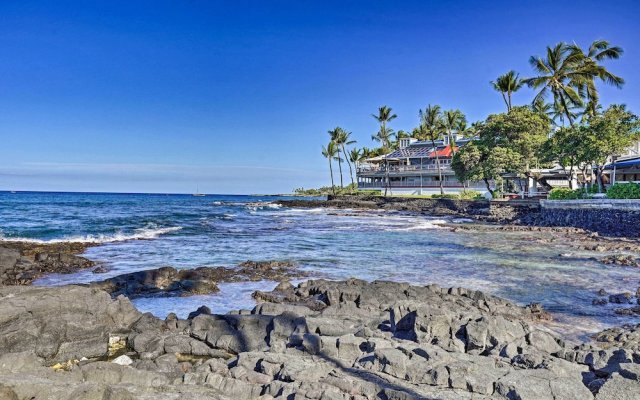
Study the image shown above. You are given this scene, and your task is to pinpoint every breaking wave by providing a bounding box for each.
[0,225,182,244]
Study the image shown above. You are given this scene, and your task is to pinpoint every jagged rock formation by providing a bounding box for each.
[89,261,304,299]
[0,279,639,399]
[0,243,94,285]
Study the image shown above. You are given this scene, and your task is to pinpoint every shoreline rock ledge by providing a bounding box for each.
[0,279,639,399]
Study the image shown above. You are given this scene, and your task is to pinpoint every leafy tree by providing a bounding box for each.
[481,106,550,172]
[321,141,340,195]
[371,106,397,151]
[452,141,522,198]
[580,105,640,192]
[539,126,584,189]
[491,70,524,111]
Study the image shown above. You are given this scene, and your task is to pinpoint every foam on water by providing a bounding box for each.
[0,225,182,244]
[3,192,640,341]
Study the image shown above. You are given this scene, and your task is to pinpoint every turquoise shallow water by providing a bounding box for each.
[1,191,639,341]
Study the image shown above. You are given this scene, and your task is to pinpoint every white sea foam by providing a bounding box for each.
[245,202,282,211]
[382,219,448,231]
[0,226,182,244]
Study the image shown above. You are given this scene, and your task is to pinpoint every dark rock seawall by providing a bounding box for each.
[279,196,640,237]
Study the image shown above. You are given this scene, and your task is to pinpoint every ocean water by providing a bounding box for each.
[1,191,639,341]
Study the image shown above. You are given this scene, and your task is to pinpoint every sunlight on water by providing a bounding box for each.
[2,192,639,341]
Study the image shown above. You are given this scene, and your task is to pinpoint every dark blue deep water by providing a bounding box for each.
[1,191,639,340]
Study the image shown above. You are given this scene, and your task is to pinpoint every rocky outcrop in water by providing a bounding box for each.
[90,261,304,299]
[1,279,639,399]
[0,242,95,285]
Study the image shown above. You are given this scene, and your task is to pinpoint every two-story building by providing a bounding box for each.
[356,136,489,196]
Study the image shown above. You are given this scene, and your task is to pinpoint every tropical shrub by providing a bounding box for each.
[458,189,484,200]
[606,183,640,199]
[548,188,585,200]
[431,194,460,199]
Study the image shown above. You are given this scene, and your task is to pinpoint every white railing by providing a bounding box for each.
[358,181,484,188]
[357,164,452,173]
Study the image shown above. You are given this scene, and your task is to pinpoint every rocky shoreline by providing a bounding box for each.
[276,196,640,237]
[1,211,640,399]
[0,241,96,285]
[0,278,639,399]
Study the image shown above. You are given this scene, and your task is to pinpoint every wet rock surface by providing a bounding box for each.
[1,279,639,399]
[90,260,306,299]
[0,242,95,285]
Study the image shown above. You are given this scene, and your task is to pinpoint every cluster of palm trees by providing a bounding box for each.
[491,40,623,125]
[321,127,363,194]
[319,39,624,194]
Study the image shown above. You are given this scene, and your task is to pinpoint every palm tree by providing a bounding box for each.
[371,106,397,151]
[327,128,344,188]
[330,127,357,186]
[419,104,445,195]
[568,40,624,117]
[491,70,524,111]
[321,141,339,195]
[442,109,466,155]
[525,42,588,125]
[349,148,363,188]
[531,97,553,120]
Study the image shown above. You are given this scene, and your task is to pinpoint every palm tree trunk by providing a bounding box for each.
[342,146,355,187]
[432,140,444,195]
[501,92,509,111]
[337,158,344,188]
[483,178,495,198]
[558,92,574,126]
[328,160,336,195]
[507,90,512,111]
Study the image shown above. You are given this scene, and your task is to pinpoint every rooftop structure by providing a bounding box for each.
[356,135,488,196]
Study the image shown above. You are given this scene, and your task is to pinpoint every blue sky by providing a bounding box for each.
[1,0,639,194]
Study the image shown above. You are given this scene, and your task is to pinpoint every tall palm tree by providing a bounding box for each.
[491,70,524,111]
[349,148,363,187]
[371,106,397,151]
[419,104,445,195]
[525,42,587,125]
[330,127,357,186]
[327,128,347,188]
[442,109,466,155]
[321,141,339,195]
[568,40,624,117]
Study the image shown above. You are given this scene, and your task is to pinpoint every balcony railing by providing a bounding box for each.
[357,164,452,173]
[358,181,485,188]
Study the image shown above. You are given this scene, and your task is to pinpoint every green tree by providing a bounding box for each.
[525,43,587,125]
[418,104,445,195]
[481,106,550,173]
[371,106,397,151]
[349,148,363,170]
[539,126,584,189]
[568,40,624,118]
[321,141,340,195]
[581,105,640,192]
[452,140,522,198]
[442,109,466,155]
[491,70,524,111]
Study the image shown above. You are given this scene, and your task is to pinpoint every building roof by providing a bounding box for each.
[604,156,640,170]
[431,145,456,158]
